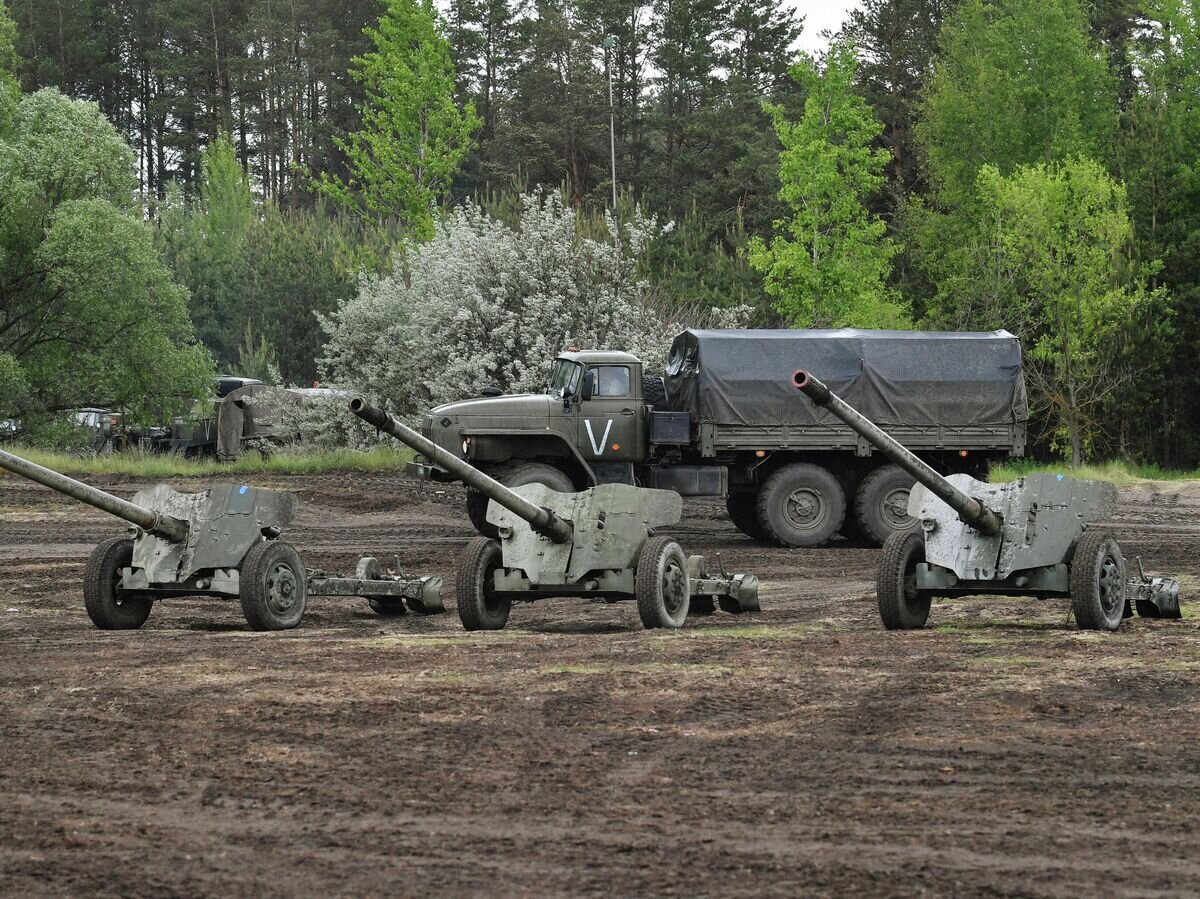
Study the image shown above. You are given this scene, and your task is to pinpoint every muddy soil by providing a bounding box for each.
[1,471,1199,897]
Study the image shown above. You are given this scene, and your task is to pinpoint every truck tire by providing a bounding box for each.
[855,464,919,546]
[877,532,931,629]
[757,463,846,548]
[239,540,307,631]
[726,492,766,540]
[465,462,576,538]
[1070,530,1126,632]
[456,537,510,630]
[643,375,667,408]
[84,536,152,630]
[636,535,690,629]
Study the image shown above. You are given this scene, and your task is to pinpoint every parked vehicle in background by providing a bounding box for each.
[408,329,1028,547]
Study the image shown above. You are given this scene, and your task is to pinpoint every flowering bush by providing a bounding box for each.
[319,192,749,418]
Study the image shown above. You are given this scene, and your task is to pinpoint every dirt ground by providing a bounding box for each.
[1,470,1198,898]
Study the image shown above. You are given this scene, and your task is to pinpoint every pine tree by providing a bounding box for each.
[319,0,479,235]
[842,0,948,206]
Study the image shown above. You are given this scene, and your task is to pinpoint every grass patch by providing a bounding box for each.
[991,458,1200,486]
[0,445,413,479]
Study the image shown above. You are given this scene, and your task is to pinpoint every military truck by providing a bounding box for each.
[408,329,1028,547]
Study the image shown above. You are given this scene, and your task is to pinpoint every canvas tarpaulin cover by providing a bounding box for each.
[663,329,1027,428]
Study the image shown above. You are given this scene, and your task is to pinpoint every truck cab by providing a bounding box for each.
[409,351,655,533]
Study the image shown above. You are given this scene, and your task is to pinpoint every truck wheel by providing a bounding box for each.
[757,463,846,547]
[643,375,667,408]
[1070,530,1126,632]
[465,462,576,538]
[457,537,510,630]
[239,540,307,631]
[855,465,919,546]
[725,492,766,540]
[465,490,494,537]
[84,536,152,630]
[636,536,690,629]
[877,532,931,630]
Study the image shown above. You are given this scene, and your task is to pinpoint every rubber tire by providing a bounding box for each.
[368,597,407,616]
[643,375,667,408]
[726,492,766,540]
[465,462,576,538]
[1070,530,1126,632]
[239,540,307,631]
[465,489,494,538]
[855,464,920,546]
[636,535,691,629]
[757,463,846,548]
[877,532,932,630]
[456,537,510,631]
[84,536,152,630]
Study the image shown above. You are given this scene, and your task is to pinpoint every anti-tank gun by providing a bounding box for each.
[0,448,442,630]
[791,371,1181,631]
[349,397,759,630]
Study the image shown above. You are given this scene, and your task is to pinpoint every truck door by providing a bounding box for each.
[577,364,642,463]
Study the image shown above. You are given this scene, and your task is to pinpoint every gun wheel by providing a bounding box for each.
[877,532,931,629]
[1070,530,1126,632]
[636,536,690,629]
[456,537,510,630]
[84,536,152,630]
[240,540,307,631]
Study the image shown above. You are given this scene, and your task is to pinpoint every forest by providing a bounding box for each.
[1,0,1199,467]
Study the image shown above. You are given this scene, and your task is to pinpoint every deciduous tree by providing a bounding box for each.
[749,43,904,328]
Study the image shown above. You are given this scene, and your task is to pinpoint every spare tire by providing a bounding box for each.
[643,375,667,408]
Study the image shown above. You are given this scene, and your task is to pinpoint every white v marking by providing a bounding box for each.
[584,419,613,455]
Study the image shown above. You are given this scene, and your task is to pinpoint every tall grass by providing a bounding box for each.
[991,458,1200,485]
[0,445,413,479]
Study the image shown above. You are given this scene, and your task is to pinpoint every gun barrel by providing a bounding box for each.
[348,397,573,544]
[791,370,1002,536]
[0,448,189,542]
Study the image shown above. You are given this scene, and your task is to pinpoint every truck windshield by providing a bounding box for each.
[548,359,582,395]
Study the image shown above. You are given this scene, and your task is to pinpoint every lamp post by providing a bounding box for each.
[603,35,618,211]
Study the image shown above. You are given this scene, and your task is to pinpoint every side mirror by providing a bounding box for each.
[480,386,503,397]
[581,370,596,401]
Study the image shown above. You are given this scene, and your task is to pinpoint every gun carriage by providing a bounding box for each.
[791,371,1181,631]
[349,397,759,630]
[0,448,442,630]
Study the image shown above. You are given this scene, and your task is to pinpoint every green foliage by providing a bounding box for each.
[0,88,213,422]
[916,0,1117,204]
[931,159,1164,466]
[0,1,17,128]
[646,206,771,316]
[749,43,905,328]
[235,323,281,384]
[158,136,255,364]
[0,444,413,479]
[841,0,949,208]
[320,0,479,237]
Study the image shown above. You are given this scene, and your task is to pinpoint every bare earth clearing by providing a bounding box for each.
[1,471,1199,897]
